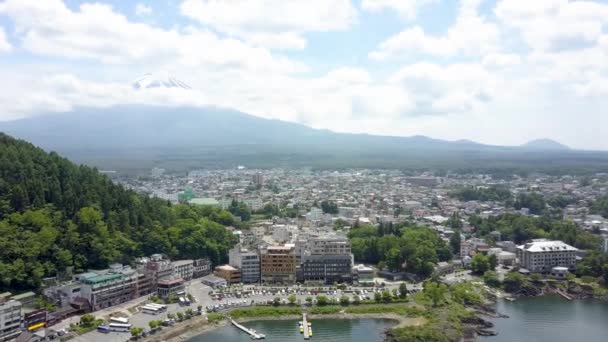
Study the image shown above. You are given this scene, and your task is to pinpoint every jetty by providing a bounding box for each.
[230,318,266,339]
[556,289,573,301]
[302,313,310,340]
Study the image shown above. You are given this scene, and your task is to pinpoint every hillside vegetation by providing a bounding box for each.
[0,133,236,291]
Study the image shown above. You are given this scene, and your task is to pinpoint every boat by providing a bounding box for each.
[299,322,303,333]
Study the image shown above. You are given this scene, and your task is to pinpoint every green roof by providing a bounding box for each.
[188,198,220,206]
[81,273,121,285]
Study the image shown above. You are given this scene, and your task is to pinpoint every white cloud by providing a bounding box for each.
[0,27,11,53]
[389,62,496,115]
[495,0,608,52]
[361,0,437,20]
[0,0,303,73]
[482,53,521,67]
[370,0,500,59]
[179,0,357,50]
[239,32,307,50]
[135,3,152,16]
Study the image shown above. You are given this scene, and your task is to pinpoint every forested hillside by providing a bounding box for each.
[0,133,237,291]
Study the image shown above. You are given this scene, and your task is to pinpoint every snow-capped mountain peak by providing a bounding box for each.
[132,72,191,90]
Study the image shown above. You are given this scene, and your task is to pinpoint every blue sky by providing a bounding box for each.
[0,0,607,149]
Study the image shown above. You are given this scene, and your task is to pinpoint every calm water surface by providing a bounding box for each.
[190,318,395,342]
[481,295,608,342]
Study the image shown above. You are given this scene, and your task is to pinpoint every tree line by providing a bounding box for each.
[349,223,451,277]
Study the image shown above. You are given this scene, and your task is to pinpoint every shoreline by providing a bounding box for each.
[143,310,424,342]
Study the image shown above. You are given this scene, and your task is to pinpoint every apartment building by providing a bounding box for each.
[260,245,296,284]
[143,254,175,281]
[517,239,578,273]
[229,245,260,283]
[0,300,22,342]
[299,235,353,284]
[172,260,194,280]
[193,258,212,278]
[78,264,139,311]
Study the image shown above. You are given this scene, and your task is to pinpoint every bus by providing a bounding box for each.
[142,305,161,315]
[110,317,129,324]
[97,326,110,334]
[108,323,132,332]
[178,297,186,306]
[146,303,167,311]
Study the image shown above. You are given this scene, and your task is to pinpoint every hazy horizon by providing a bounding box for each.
[0,0,607,149]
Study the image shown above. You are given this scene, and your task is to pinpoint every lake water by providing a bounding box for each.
[481,295,608,342]
[190,318,396,342]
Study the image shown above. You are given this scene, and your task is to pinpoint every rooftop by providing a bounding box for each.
[188,198,220,206]
[216,265,238,271]
[519,240,578,252]
[173,260,194,267]
[158,278,184,286]
[81,273,122,285]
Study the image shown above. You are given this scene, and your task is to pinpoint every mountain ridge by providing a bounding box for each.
[522,138,570,151]
[0,104,565,151]
[0,105,601,173]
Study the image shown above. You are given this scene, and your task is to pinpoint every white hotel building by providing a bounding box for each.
[516,239,578,273]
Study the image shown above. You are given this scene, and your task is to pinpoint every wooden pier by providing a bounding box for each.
[303,313,310,340]
[230,318,266,339]
[556,289,573,301]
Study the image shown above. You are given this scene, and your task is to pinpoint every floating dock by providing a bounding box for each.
[230,318,266,339]
[302,313,310,339]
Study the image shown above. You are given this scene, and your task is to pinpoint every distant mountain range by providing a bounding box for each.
[521,139,570,151]
[0,105,569,151]
[0,105,600,173]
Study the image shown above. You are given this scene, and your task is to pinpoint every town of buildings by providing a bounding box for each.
[2,168,608,341]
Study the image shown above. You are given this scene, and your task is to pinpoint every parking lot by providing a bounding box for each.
[65,280,422,342]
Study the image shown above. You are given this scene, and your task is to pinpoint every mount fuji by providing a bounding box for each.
[132,72,191,90]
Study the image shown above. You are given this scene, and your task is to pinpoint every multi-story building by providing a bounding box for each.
[172,260,194,281]
[78,264,139,311]
[352,264,374,283]
[214,265,241,285]
[517,239,578,273]
[299,235,353,284]
[0,300,22,341]
[229,245,260,283]
[260,245,296,284]
[252,173,264,186]
[157,278,185,299]
[142,254,174,281]
[193,258,212,278]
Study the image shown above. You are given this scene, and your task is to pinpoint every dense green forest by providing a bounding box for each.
[0,134,237,291]
[349,223,451,277]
